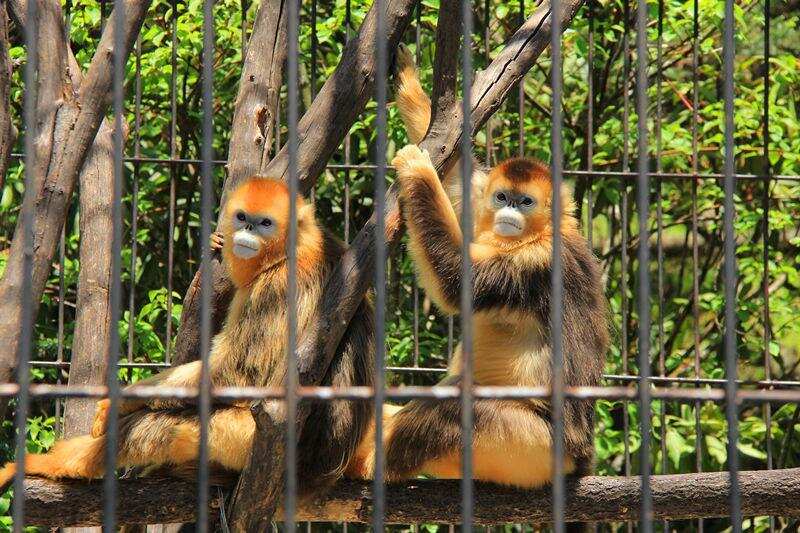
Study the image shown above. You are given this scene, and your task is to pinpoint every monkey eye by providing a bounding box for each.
[495,192,507,204]
[236,211,246,222]
[260,218,272,227]
[521,196,534,207]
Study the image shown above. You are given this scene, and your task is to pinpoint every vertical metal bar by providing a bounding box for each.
[128,34,142,365]
[761,3,774,530]
[460,0,474,526]
[56,225,65,436]
[621,3,632,519]
[197,0,215,527]
[343,0,352,244]
[411,0,422,371]
[635,0,651,527]
[12,0,37,527]
[655,1,667,530]
[483,0,492,166]
[517,0,524,156]
[310,0,318,98]
[722,0,740,526]
[166,0,179,365]
[690,0,703,529]
[586,0,593,249]
[104,0,127,528]
[373,0,387,525]
[551,0,565,530]
[284,0,300,527]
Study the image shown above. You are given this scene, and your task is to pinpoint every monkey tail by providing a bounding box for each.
[0,435,105,493]
[394,44,431,145]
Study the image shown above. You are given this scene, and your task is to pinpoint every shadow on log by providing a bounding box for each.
[18,468,800,527]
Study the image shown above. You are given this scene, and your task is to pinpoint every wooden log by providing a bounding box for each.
[18,469,800,527]
[0,0,153,420]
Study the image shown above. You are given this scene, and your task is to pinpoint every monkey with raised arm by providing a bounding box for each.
[348,47,608,489]
[0,178,374,494]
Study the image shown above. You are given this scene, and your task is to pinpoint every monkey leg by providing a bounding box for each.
[0,407,255,494]
[116,406,256,473]
[92,360,204,438]
[383,398,575,489]
[344,403,403,479]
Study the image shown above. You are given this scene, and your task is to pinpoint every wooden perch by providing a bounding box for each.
[0,0,152,420]
[18,468,800,527]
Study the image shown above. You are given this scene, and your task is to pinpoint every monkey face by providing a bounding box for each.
[230,209,278,259]
[489,189,536,237]
[478,158,553,242]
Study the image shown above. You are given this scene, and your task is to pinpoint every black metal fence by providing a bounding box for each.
[2,0,799,530]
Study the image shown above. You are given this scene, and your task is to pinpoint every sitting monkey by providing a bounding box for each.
[0,177,374,495]
[347,48,608,490]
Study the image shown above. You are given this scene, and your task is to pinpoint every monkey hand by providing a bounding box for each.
[91,399,110,438]
[392,144,436,190]
[210,231,225,251]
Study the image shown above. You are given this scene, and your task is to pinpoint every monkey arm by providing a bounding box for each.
[393,144,466,314]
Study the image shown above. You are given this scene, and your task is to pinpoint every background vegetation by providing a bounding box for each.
[0,0,798,530]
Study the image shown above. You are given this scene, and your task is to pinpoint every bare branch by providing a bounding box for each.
[0,0,16,188]
[19,469,800,527]
[263,0,418,193]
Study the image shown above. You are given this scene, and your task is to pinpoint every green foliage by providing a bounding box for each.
[1,0,799,530]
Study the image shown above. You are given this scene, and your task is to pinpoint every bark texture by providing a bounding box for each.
[18,469,800,527]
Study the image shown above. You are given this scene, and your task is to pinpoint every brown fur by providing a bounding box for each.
[0,178,374,495]
[348,123,607,489]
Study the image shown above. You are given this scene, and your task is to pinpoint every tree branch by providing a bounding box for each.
[0,0,152,421]
[0,0,16,189]
[18,469,800,527]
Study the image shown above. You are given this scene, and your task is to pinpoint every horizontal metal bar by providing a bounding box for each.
[4,383,800,403]
[8,153,800,181]
[26,361,800,388]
